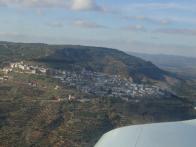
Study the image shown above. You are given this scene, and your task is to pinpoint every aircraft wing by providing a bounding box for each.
[95,119,196,147]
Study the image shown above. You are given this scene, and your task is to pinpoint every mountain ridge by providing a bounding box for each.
[0,41,173,83]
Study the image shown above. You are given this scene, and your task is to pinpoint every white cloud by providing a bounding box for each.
[70,0,101,11]
[46,22,65,28]
[127,2,195,11]
[72,20,106,28]
[0,0,102,11]
[0,31,19,36]
[125,16,171,25]
[0,1,6,6]
[124,25,146,32]
[132,3,181,9]
[0,31,29,42]
[120,2,196,15]
[0,0,65,8]
[155,28,196,36]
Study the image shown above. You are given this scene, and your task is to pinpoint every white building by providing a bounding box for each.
[18,64,25,70]
[39,68,47,73]
[3,68,12,74]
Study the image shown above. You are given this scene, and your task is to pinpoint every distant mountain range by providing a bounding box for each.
[128,52,196,80]
[0,41,174,83]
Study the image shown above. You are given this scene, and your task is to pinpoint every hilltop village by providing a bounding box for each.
[0,61,166,101]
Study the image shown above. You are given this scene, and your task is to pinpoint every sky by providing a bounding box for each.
[0,0,195,57]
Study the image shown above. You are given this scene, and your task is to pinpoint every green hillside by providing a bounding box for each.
[0,41,170,82]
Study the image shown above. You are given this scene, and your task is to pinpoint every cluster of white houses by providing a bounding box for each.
[54,70,164,99]
[1,61,47,75]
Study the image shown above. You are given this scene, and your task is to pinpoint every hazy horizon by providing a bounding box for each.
[0,0,195,57]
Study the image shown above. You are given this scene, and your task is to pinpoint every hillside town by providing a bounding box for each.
[57,70,165,99]
[0,61,166,101]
